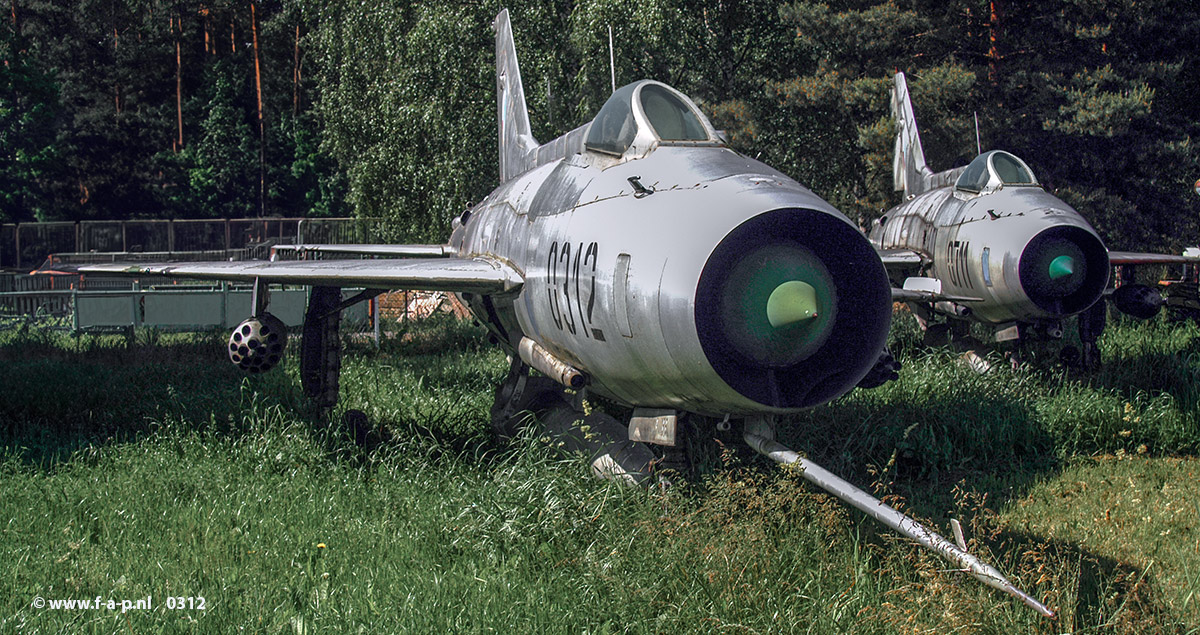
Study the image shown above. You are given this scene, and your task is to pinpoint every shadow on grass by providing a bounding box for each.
[994,527,1184,633]
[0,318,508,470]
[779,388,1056,512]
[1,329,266,465]
[1090,349,1200,409]
[868,521,1188,632]
[4,317,1196,630]
[1083,314,1200,416]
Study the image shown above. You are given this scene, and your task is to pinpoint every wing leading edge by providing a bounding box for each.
[1108,251,1200,266]
[270,244,456,258]
[76,257,523,295]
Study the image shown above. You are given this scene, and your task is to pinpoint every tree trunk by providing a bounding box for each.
[114,26,121,115]
[987,0,1001,85]
[293,24,300,116]
[201,5,211,55]
[174,15,183,151]
[251,2,265,216]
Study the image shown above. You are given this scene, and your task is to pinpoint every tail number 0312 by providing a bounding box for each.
[546,241,602,340]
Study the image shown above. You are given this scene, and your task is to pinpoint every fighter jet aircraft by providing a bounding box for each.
[873,72,1191,367]
[47,14,1052,616]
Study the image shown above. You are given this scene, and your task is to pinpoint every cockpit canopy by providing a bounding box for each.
[955,150,1039,195]
[585,80,721,158]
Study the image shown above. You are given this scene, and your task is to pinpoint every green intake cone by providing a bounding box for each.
[767,280,819,327]
[717,243,837,367]
[1048,255,1075,280]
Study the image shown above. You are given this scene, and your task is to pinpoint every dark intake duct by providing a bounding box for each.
[695,208,893,409]
[1018,226,1109,317]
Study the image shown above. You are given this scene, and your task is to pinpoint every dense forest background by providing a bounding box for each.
[2,0,1199,250]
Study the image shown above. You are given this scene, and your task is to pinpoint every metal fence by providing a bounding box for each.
[0,217,398,270]
[0,216,443,331]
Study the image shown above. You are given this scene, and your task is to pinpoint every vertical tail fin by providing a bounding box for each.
[891,72,934,198]
[494,10,539,183]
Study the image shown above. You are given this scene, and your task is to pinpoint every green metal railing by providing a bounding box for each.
[1,217,398,270]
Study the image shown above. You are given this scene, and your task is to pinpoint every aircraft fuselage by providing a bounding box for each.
[870,183,1109,325]
[453,144,892,416]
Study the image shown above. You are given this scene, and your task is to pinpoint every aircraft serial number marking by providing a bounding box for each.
[547,241,604,341]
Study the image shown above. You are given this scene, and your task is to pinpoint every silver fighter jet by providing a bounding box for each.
[56,14,1052,616]
[874,72,1192,367]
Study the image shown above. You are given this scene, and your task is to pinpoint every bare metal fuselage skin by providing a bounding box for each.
[452,144,891,416]
[870,184,1109,325]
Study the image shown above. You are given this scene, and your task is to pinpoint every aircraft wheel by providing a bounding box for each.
[1059,345,1081,368]
[301,286,342,410]
[344,409,370,446]
[923,323,951,348]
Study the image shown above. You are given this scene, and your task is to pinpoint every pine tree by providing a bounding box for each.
[0,18,59,221]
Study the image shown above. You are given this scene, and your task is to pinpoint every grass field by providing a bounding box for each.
[1,312,1198,633]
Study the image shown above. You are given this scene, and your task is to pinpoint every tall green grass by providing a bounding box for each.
[1,313,1198,632]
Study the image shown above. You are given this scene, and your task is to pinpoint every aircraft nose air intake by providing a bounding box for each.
[695,208,892,409]
[1018,226,1109,316]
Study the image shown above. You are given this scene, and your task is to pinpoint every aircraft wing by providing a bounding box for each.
[74,257,523,295]
[871,250,980,302]
[270,244,455,258]
[876,248,924,268]
[891,288,982,303]
[1108,251,1200,266]
[889,273,982,304]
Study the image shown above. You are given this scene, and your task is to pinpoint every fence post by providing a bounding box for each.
[373,297,380,348]
[132,281,141,327]
[168,219,175,252]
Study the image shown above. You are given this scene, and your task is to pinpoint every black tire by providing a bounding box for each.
[301,286,343,410]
